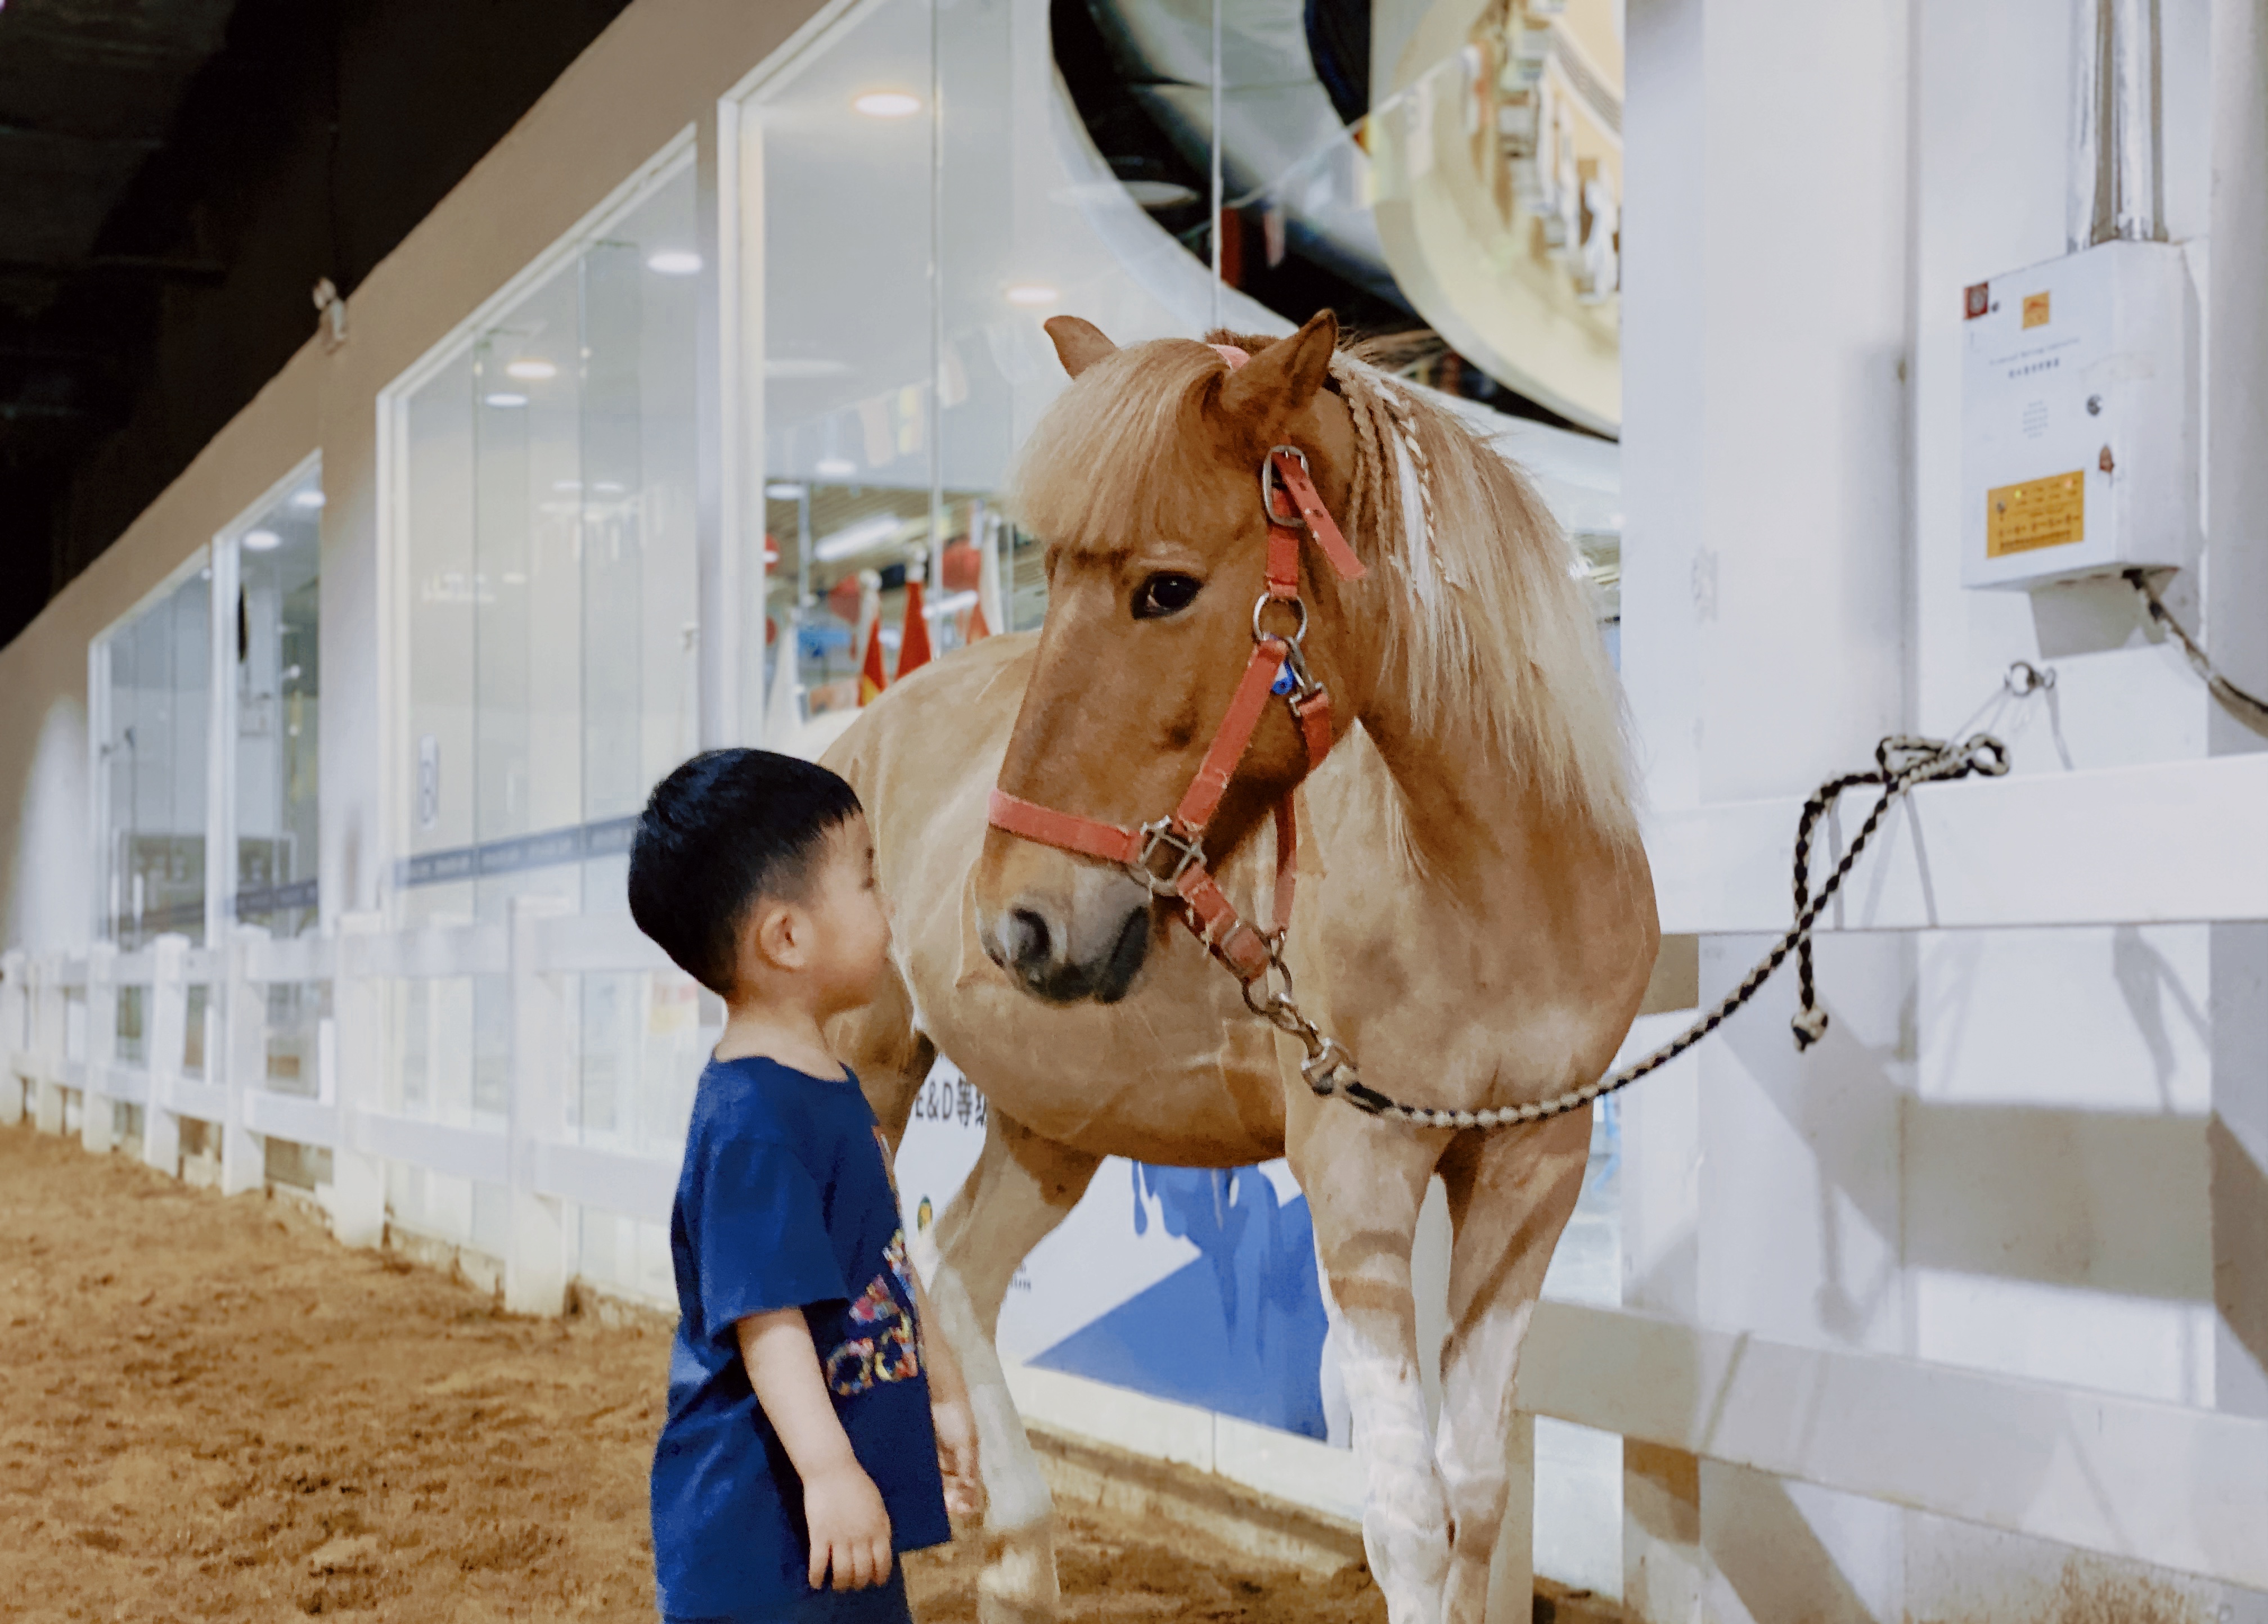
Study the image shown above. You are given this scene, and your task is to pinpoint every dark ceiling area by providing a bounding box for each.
[0,0,636,651]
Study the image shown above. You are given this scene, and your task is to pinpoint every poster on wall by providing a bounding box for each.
[893,1055,1349,1447]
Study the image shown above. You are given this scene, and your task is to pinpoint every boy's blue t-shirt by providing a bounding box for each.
[651,1055,951,1619]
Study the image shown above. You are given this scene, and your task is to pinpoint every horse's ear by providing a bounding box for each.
[1218,310,1339,422]
[1045,316,1118,379]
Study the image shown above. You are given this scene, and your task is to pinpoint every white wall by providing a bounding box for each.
[1620,0,2268,1618]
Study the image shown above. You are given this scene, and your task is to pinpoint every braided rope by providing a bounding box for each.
[1312,732,2011,1130]
[2125,569,2268,728]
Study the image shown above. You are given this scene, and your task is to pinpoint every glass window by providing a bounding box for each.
[389,147,706,1274]
[224,464,326,1117]
[99,566,210,950]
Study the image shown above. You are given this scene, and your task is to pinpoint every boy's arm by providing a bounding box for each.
[736,1310,894,1591]
[910,1271,983,1517]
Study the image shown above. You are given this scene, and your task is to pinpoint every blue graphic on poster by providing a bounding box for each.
[1025,1163,1330,1437]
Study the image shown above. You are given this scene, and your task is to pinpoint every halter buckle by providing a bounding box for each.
[1260,445,1314,530]
[1133,819,1205,896]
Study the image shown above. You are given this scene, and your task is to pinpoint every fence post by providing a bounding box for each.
[328,913,388,1249]
[219,926,268,1196]
[0,950,25,1127]
[1484,1412,1536,1624]
[143,935,189,1175]
[82,940,118,1155]
[505,895,570,1316]
[32,954,65,1134]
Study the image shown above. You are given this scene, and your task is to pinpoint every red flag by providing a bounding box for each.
[858,616,888,705]
[896,579,934,680]
[962,598,991,643]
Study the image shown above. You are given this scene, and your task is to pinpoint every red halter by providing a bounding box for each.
[986,344,1367,989]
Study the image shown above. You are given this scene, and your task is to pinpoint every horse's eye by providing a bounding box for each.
[1133,572,1203,620]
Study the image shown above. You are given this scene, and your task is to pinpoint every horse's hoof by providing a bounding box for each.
[977,1526,1059,1624]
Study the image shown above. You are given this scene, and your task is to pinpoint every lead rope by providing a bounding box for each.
[1256,730,2012,1129]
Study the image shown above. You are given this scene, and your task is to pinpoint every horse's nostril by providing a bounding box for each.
[1006,907,1052,968]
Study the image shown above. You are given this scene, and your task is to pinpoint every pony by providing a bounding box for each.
[823,310,1658,1624]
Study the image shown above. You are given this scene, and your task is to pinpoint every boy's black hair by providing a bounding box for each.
[627,749,864,996]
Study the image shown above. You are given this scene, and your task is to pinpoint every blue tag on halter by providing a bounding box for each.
[1271,661,1298,697]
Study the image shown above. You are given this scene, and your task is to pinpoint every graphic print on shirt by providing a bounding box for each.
[825,1224,924,1397]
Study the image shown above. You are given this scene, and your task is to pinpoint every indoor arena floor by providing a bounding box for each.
[0,1123,1394,1623]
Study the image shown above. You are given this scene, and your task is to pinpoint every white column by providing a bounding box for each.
[328,912,388,1249]
[219,926,268,1197]
[1621,0,1916,1618]
[82,941,119,1156]
[0,951,25,1127]
[504,895,571,1315]
[142,934,187,1175]
[2205,0,2268,1421]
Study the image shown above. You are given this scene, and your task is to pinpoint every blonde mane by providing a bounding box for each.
[1008,333,1636,844]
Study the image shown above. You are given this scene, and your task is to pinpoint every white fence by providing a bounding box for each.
[4,751,2268,1598]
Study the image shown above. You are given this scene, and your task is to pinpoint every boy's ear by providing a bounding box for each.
[749,897,807,973]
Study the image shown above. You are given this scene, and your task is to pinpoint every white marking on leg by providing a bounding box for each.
[1318,1258,1450,1623]
[1433,1300,1534,1624]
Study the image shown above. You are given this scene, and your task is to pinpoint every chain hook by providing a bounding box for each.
[2004,659,2056,698]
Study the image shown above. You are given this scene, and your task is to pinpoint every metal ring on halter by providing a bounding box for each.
[1259,445,1313,529]
[1300,1037,1356,1098]
[1252,594,1308,646]
[1132,819,1205,896]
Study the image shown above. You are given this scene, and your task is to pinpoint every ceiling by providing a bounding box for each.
[0,0,636,651]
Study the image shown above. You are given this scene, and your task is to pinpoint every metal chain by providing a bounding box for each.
[2125,569,2268,729]
[1273,731,2011,1130]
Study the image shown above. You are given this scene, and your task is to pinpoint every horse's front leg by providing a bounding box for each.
[1291,1099,1454,1624]
[917,1102,1101,1624]
[1433,1108,1592,1624]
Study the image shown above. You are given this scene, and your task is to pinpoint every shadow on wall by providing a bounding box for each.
[1028,1163,1330,1438]
[7,699,89,953]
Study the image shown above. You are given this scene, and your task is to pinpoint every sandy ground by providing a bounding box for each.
[0,1124,1394,1623]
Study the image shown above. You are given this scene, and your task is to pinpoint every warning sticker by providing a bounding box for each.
[2022,291,2051,329]
[1986,472,2085,557]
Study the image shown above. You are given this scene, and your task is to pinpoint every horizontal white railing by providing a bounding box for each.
[1,758,2261,1593]
[1648,749,2268,935]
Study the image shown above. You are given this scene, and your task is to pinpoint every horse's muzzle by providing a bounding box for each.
[979,891,1153,1004]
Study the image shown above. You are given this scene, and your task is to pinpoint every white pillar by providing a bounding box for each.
[503,895,571,1315]
[1621,0,1916,1618]
[2204,0,2268,1420]
[0,951,26,1127]
[219,926,268,1197]
[82,941,118,1156]
[328,912,388,1249]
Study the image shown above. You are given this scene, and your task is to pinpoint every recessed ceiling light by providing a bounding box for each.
[854,92,921,118]
[646,250,703,276]
[505,358,558,381]
[1005,283,1060,306]
[243,530,282,552]
[766,482,807,500]
[593,481,627,495]
[289,489,325,510]
[483,391,529,409]
[552,480,583,493]
[815,458,858,479]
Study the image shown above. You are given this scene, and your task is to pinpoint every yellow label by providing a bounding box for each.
[2022,291,2051,328]
[1987,471,2085,557]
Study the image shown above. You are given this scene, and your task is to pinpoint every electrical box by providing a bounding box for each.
[1960,239,2197,589]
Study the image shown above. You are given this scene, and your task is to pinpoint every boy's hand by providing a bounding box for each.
[804,1462,894,1591]
[934,1393,984,1518]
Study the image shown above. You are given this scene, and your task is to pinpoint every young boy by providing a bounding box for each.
[629,748,980,1623]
